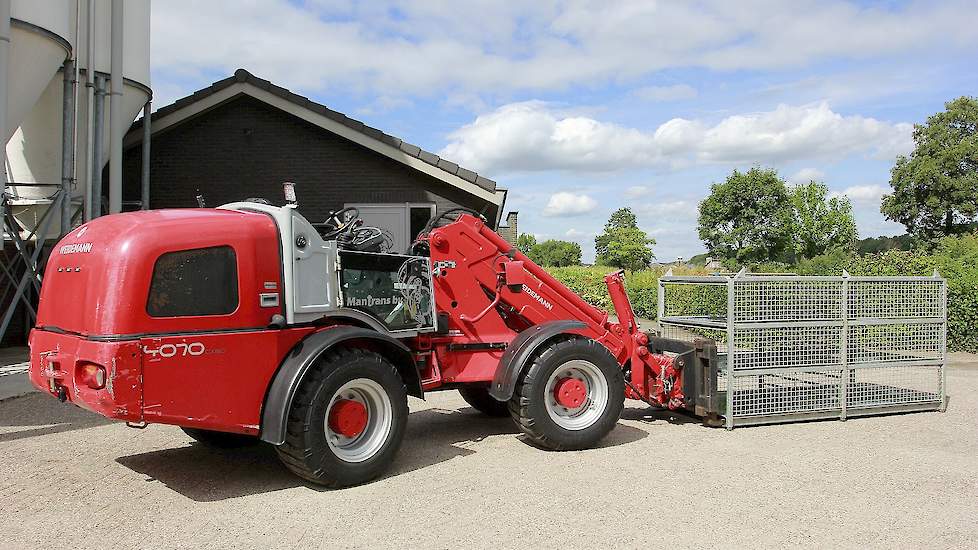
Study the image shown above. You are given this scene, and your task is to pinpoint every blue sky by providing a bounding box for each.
[150,0,978,262]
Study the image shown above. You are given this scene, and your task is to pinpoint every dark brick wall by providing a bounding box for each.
[115,95,499,227]
[497,211,518,244]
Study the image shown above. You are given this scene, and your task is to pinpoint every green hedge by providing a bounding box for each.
[546,265,708,320]
[544,233,978,352]
[795,234,978,353]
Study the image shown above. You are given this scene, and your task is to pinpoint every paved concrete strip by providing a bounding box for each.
[1,356,976,549]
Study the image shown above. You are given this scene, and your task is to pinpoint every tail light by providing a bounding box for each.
[77,362,106,390]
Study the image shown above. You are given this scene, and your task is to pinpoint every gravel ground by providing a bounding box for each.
[1,355,976,550]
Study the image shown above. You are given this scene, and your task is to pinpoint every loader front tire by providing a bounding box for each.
[509,337,624,450]
[458,386,510,417]
[275,347,408,488]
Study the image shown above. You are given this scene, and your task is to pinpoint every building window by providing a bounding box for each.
[147,246,239,317]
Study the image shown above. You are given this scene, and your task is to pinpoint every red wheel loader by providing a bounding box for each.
[29,194,718,487]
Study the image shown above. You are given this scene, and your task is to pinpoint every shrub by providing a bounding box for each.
[546,264,709,320]
[793,233,978,352]
[542,233,978,352]
[528,239,582,267]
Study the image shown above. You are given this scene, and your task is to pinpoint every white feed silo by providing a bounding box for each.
[3,0,151,239]
[3,1,71,143]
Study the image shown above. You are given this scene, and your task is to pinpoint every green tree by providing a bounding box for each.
[790,181,858,260]
[516,233,537,255]
[856,234,913,255]
[882,96,978,241]
[697,168,794,263]
[528,239,582,267]
[594,208,655,271]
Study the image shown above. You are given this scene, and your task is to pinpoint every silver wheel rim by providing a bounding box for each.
[325,378,393,463]
[544,359,608,430]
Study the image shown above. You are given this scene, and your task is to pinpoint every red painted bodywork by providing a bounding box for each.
[29,209,316,434]
[29,209,683,437]
[423,214,681,405]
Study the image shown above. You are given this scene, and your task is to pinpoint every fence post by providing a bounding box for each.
[656,275,665,325]
[840,270,849,421]
[938,270,947,412]
[725,271,738,430]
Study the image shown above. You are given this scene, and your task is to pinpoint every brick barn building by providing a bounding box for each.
[116,69,514,252]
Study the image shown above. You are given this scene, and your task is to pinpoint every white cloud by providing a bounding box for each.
[830,184,889,205]
[636,200,691,215]
[441,101,913,173]
[542,192,598,217]
[564,228,595,242]
[633,84,698,102]
[789,168,825,184]
[692,103,913,164]
[624,186,650,199]
[151,1,978,99]
[440,101,662,172]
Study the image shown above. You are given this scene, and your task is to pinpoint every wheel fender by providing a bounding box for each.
[260,326,422,445]
[489,320,587,402]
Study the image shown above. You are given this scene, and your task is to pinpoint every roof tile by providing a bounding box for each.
[456,167,477,183]
[399,142,422,156]
[475,176,497,191]
[378,133,402,148]
[437,159,459,175]
[418,150,439,164]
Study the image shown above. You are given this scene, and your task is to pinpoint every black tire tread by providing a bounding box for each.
[458,386,510,417]
[508,337,624,450]
[274,347,407,488]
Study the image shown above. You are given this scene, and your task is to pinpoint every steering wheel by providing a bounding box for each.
[313,207,360,239]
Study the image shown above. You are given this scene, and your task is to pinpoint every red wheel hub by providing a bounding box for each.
[553,377,587,408]
[328,399,368,438]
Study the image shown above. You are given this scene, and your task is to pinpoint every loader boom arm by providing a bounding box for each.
[424,214,684,408]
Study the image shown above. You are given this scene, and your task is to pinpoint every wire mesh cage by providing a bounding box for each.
[658,270,947,428]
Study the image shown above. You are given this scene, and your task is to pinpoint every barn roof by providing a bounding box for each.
[126,69,504,207]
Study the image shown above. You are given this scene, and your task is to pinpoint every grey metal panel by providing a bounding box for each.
[660,271,948,429]
[291,212,341,315]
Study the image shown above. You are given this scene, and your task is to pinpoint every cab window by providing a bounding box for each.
[147,246,238,317]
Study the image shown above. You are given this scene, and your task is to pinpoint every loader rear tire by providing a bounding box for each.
[509,337,624,451]
[458,386,510,417]
[275,347,408,488]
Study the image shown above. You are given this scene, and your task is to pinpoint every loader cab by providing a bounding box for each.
[35,209,284,338]
[219,202,437,336]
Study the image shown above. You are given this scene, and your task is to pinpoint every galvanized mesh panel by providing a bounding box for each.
[731,370,842,416]
[733,325,842,370]
[659,323,727,348]
[734,280,842,322]
[847,365,941,408]
[848,280,943,320]
[847,323,943,364]
[661,283,727,320]
[658,273,946,426]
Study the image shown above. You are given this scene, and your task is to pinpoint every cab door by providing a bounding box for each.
[138,243,285,434]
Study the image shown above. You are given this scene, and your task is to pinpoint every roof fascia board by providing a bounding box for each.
[493,189,507,228]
